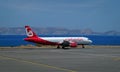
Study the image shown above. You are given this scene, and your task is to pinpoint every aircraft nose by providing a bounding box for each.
[88,40,92,44]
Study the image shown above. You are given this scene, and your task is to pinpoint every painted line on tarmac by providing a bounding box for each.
[0,55,77,72]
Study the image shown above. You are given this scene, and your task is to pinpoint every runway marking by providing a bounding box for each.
[0,55,77,72]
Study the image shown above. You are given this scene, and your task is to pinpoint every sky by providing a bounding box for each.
[0,0,120,32]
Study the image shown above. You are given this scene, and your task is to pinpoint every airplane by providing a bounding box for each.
[24,26,92,49]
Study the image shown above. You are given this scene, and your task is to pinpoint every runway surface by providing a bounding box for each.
[0,47,120,72]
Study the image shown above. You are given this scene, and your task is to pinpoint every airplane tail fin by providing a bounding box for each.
[25,26,38,38]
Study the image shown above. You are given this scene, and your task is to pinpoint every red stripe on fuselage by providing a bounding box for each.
[24,37,59,45]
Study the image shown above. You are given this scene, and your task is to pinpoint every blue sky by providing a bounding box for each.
[0,0,120,32]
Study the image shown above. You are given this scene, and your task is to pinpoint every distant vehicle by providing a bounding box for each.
[24,26,92,49]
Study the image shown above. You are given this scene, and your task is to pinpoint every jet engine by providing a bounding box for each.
[61,40,70,48]
[61,40,77,48]
[70,41,77,47]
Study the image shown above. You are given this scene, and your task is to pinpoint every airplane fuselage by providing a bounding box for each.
[40,37,92,45]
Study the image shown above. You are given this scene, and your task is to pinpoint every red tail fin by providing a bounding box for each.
[25,26,38,38]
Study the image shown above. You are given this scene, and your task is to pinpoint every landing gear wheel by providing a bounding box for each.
[62,46,65,49]
[57,45,60,49]
[82,44,85,48]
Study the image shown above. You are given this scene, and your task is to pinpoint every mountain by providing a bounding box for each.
[0,27,120,35]
[103,31,120,35]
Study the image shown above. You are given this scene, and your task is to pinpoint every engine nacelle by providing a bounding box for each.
[70,42,77,47]
[61,40,77,48]
[61,40,70,47]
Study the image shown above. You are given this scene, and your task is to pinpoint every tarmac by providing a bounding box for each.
[0,47,120,72]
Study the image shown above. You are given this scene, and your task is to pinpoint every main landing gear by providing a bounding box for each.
[57,45,69,49]
[81,44,85,48]
[57,44,85,49]
[57,45,60,49]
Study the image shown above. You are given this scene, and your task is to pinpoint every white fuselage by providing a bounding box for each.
[40,37,92,45]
